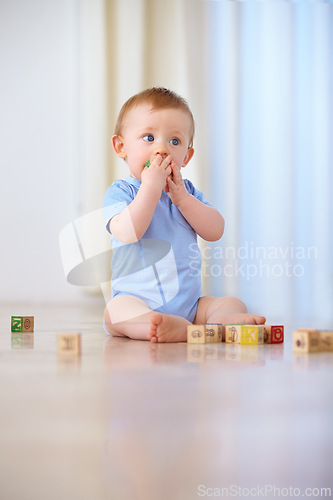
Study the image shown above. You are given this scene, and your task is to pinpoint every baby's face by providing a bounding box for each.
[116,104,194,182]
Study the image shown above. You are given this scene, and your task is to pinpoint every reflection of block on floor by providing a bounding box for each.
[240,345,259,362]
[225,344,242,361]
[318,330,333,351]
[11,333,34,349]
[264,325,284,344]
[225,325,264,344]
[58,333,81,355]
[205,345,219,360]
[11,316,34,333]
[187,345,205,362]
[293,329,320,353]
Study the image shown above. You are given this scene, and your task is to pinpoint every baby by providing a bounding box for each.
[103,87,265,342]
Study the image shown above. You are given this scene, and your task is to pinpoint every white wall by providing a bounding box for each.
[0,0,96,303]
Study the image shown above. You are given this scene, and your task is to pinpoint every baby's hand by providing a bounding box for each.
[166,162,189,206]
[141,154,172,192]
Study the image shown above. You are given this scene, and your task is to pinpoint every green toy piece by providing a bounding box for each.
[144,160,150,168]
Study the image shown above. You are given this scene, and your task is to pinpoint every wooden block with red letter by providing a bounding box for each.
[225,325,264,345]
[264,325,284,344]
[58,333,81,355]
[293,329,320,353]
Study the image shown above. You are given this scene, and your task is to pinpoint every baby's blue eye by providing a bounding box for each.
[143,134,154,142]
[170,138,179,146]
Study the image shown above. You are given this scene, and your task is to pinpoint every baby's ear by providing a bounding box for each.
[182,147,194,167]
[112,135,127,159]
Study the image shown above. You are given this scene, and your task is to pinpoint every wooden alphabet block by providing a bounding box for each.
[225,325,264,344]
[11,316,34,333]
[264,325,284,344]
[225,325,241,344]
[318,330,333,352]
[293,329,320,353]
[205,324,223,343]
[187,325,206,344]
[58,333,81,355]
[241,325,264,344]
[187,324,223,344]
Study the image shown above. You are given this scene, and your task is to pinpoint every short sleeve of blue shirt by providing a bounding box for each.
[103,179,137,234]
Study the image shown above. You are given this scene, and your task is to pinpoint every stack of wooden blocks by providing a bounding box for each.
[187,324,284,344]
[293,328,333,353]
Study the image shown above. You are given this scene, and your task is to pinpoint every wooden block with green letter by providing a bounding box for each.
[11,316,34,333]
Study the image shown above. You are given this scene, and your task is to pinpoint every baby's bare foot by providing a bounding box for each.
[148,313,190,343]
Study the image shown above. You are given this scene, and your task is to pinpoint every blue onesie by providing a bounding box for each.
[103,176,213,323]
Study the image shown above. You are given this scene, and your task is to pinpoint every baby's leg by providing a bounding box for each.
[194,296,266,326]
[104,296,155,341]
[104,296,190,342]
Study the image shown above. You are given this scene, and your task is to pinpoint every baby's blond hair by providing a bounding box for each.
[114,87,195,148]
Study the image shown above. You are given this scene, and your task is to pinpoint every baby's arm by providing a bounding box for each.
[178,196,224,241]
[109,154,172,243]
[167,163,225,241]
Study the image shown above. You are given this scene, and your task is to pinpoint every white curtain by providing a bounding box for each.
[78,0,333,324]
[204,1,333,325]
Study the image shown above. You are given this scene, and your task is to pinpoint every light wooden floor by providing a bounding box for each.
[0,302,332,500]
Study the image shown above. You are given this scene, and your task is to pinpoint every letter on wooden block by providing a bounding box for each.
[226,325,264,344]
[293,329,320,353]
[58,333,81,355]
[11,316,34,333]
[241,325,264,345]
[264,325,284,344]
[187,325,206,344]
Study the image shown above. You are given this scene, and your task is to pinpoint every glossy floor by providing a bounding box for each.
[0,303,332,500]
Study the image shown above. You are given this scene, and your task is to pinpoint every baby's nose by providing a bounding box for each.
[156,152,168,159]
[153,142,169,158]
[154,149,168,159]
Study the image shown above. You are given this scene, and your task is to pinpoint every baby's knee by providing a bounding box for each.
[104,295,151,324]
[224,296,248,313]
